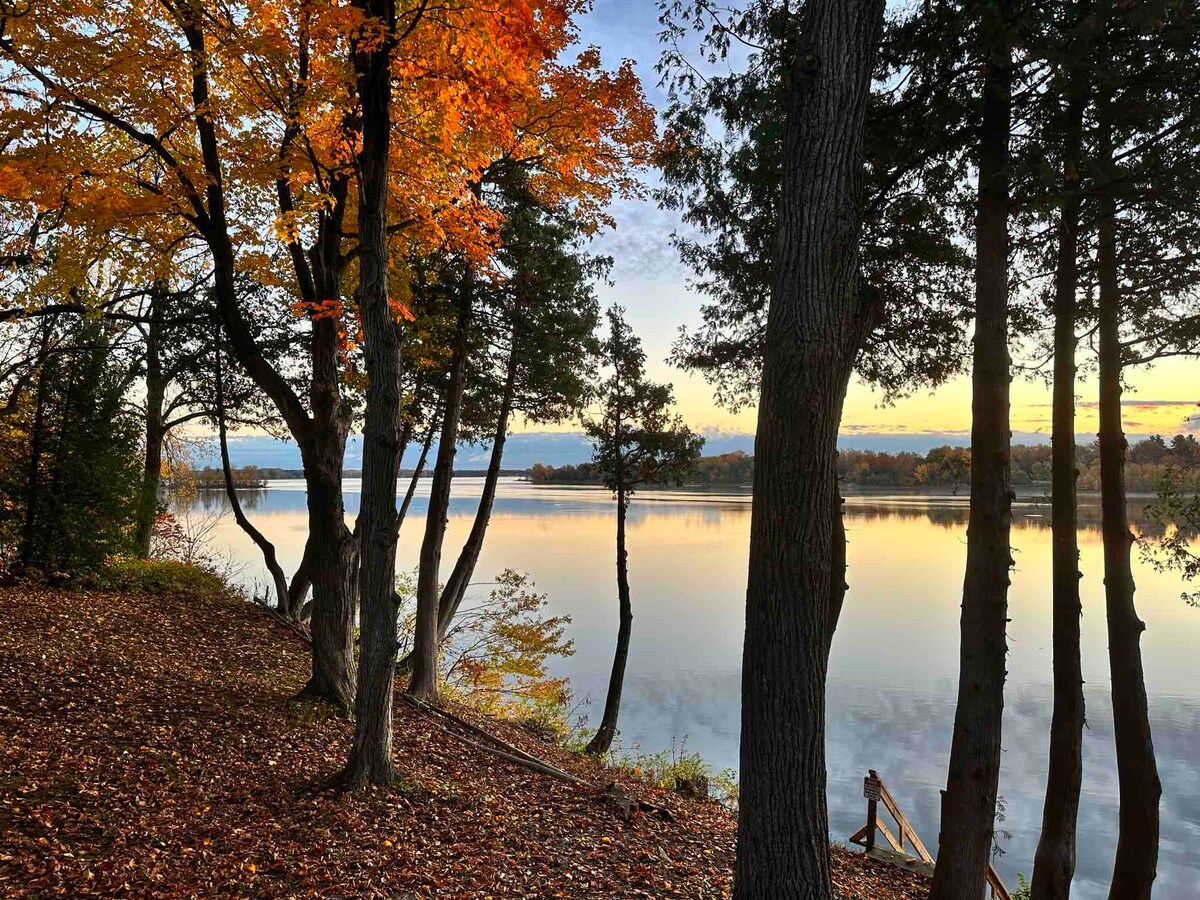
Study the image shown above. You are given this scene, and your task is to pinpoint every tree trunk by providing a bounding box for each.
[408,285,472,702]
[1097,107,1160,900]
[19,324,51,569]
[135,309,165,558]
[586,483,631,755]
[344,0,402,789]
[1031,72,1086,900]
[436,348,517,641]
[398,409,438,533]
[825,487,848,663]
[930,23,1013,900]
[297,459,357,708]
[733,2,883,896]
[177,3,356,705]
[286,539,313,621]
[213,333,291,609]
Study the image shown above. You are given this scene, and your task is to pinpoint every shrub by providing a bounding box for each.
[396,569,575,728]
[89,557,234,602]
[607,736,739,808]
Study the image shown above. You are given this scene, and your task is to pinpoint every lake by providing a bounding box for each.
[181,478,1200,898]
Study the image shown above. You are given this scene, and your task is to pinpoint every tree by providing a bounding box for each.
[344,0,404,789]
[929,2,1015,897]
[1,316,142,573]
[1031,5,1091,897]
[657,1,975,414]
[582,306,702,756]
[430,175,605,651]
[665,0,886,895]
[0,0,643,711]
[408,254,475,703]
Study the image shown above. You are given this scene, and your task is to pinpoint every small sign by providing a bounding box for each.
[863,776,882,801]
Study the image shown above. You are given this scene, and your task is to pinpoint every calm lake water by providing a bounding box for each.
[182,478,1200,898]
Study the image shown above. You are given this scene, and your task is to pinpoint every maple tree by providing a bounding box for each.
[0,0,654,715]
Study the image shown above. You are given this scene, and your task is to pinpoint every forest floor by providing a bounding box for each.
[0,579,932,899]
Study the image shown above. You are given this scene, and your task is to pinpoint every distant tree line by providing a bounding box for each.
[529,436,1200,492]
[185,466,268,489]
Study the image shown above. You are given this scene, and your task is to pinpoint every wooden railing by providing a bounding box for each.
[848,769,1011,900]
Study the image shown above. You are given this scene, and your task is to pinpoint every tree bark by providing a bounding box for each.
[296,453,357,707]
[930,21,1013,900]
[408,284,472,702]
[586,482,631,756]
[435,347,518,641]
[733,2,883,897]
[1031,70,1087,900]
[344,0,402,789]
[295,318,357,701]
[825,487,847,663]
[1097,105,1160,900]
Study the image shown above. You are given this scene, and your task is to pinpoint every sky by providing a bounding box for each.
[564,0,1200,444]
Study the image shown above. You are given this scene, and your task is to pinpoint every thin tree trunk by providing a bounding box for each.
[396,398,441,537]
[733,2,883,896]
[136,307,165,558]
[398,422,434,529]
[19,324,51,569]
[930,20,1013,900]
[1031,70,1087,900]
[214,331,290,609]
[586,482,631,755]
[408,285,472,702]
[1097,105,1160,900]
[435,348,517,641]
[287,539,313,620]
[344,0,402,789]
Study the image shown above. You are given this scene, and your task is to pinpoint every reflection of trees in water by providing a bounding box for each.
[171,484,1193,542]
[176,488,268,514]
[843,498,1175,538]
[624,500,745,530]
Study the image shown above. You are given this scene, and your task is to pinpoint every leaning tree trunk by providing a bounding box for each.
[586,482,632,755]
[930,23,1013,900]
[344,0,402,789]
[1097,109,1160,900]
[135,309,165,558]
[733,1,884,897]
[1031,72,1087,900]
[408,285,472,702]
[214,332,290,608]
[436,348,517,641]
[398,420,434,529]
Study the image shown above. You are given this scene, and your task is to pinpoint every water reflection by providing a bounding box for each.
[193,487,268,512]
[179,479,1200,899]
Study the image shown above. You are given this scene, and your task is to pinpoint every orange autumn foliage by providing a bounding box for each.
[0,1,655,342]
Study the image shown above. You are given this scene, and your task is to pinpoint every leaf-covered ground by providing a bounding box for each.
[0,582,931,898]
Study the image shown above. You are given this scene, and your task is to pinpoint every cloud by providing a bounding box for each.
[1023,399,1200,409]
[592,196,694,282]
